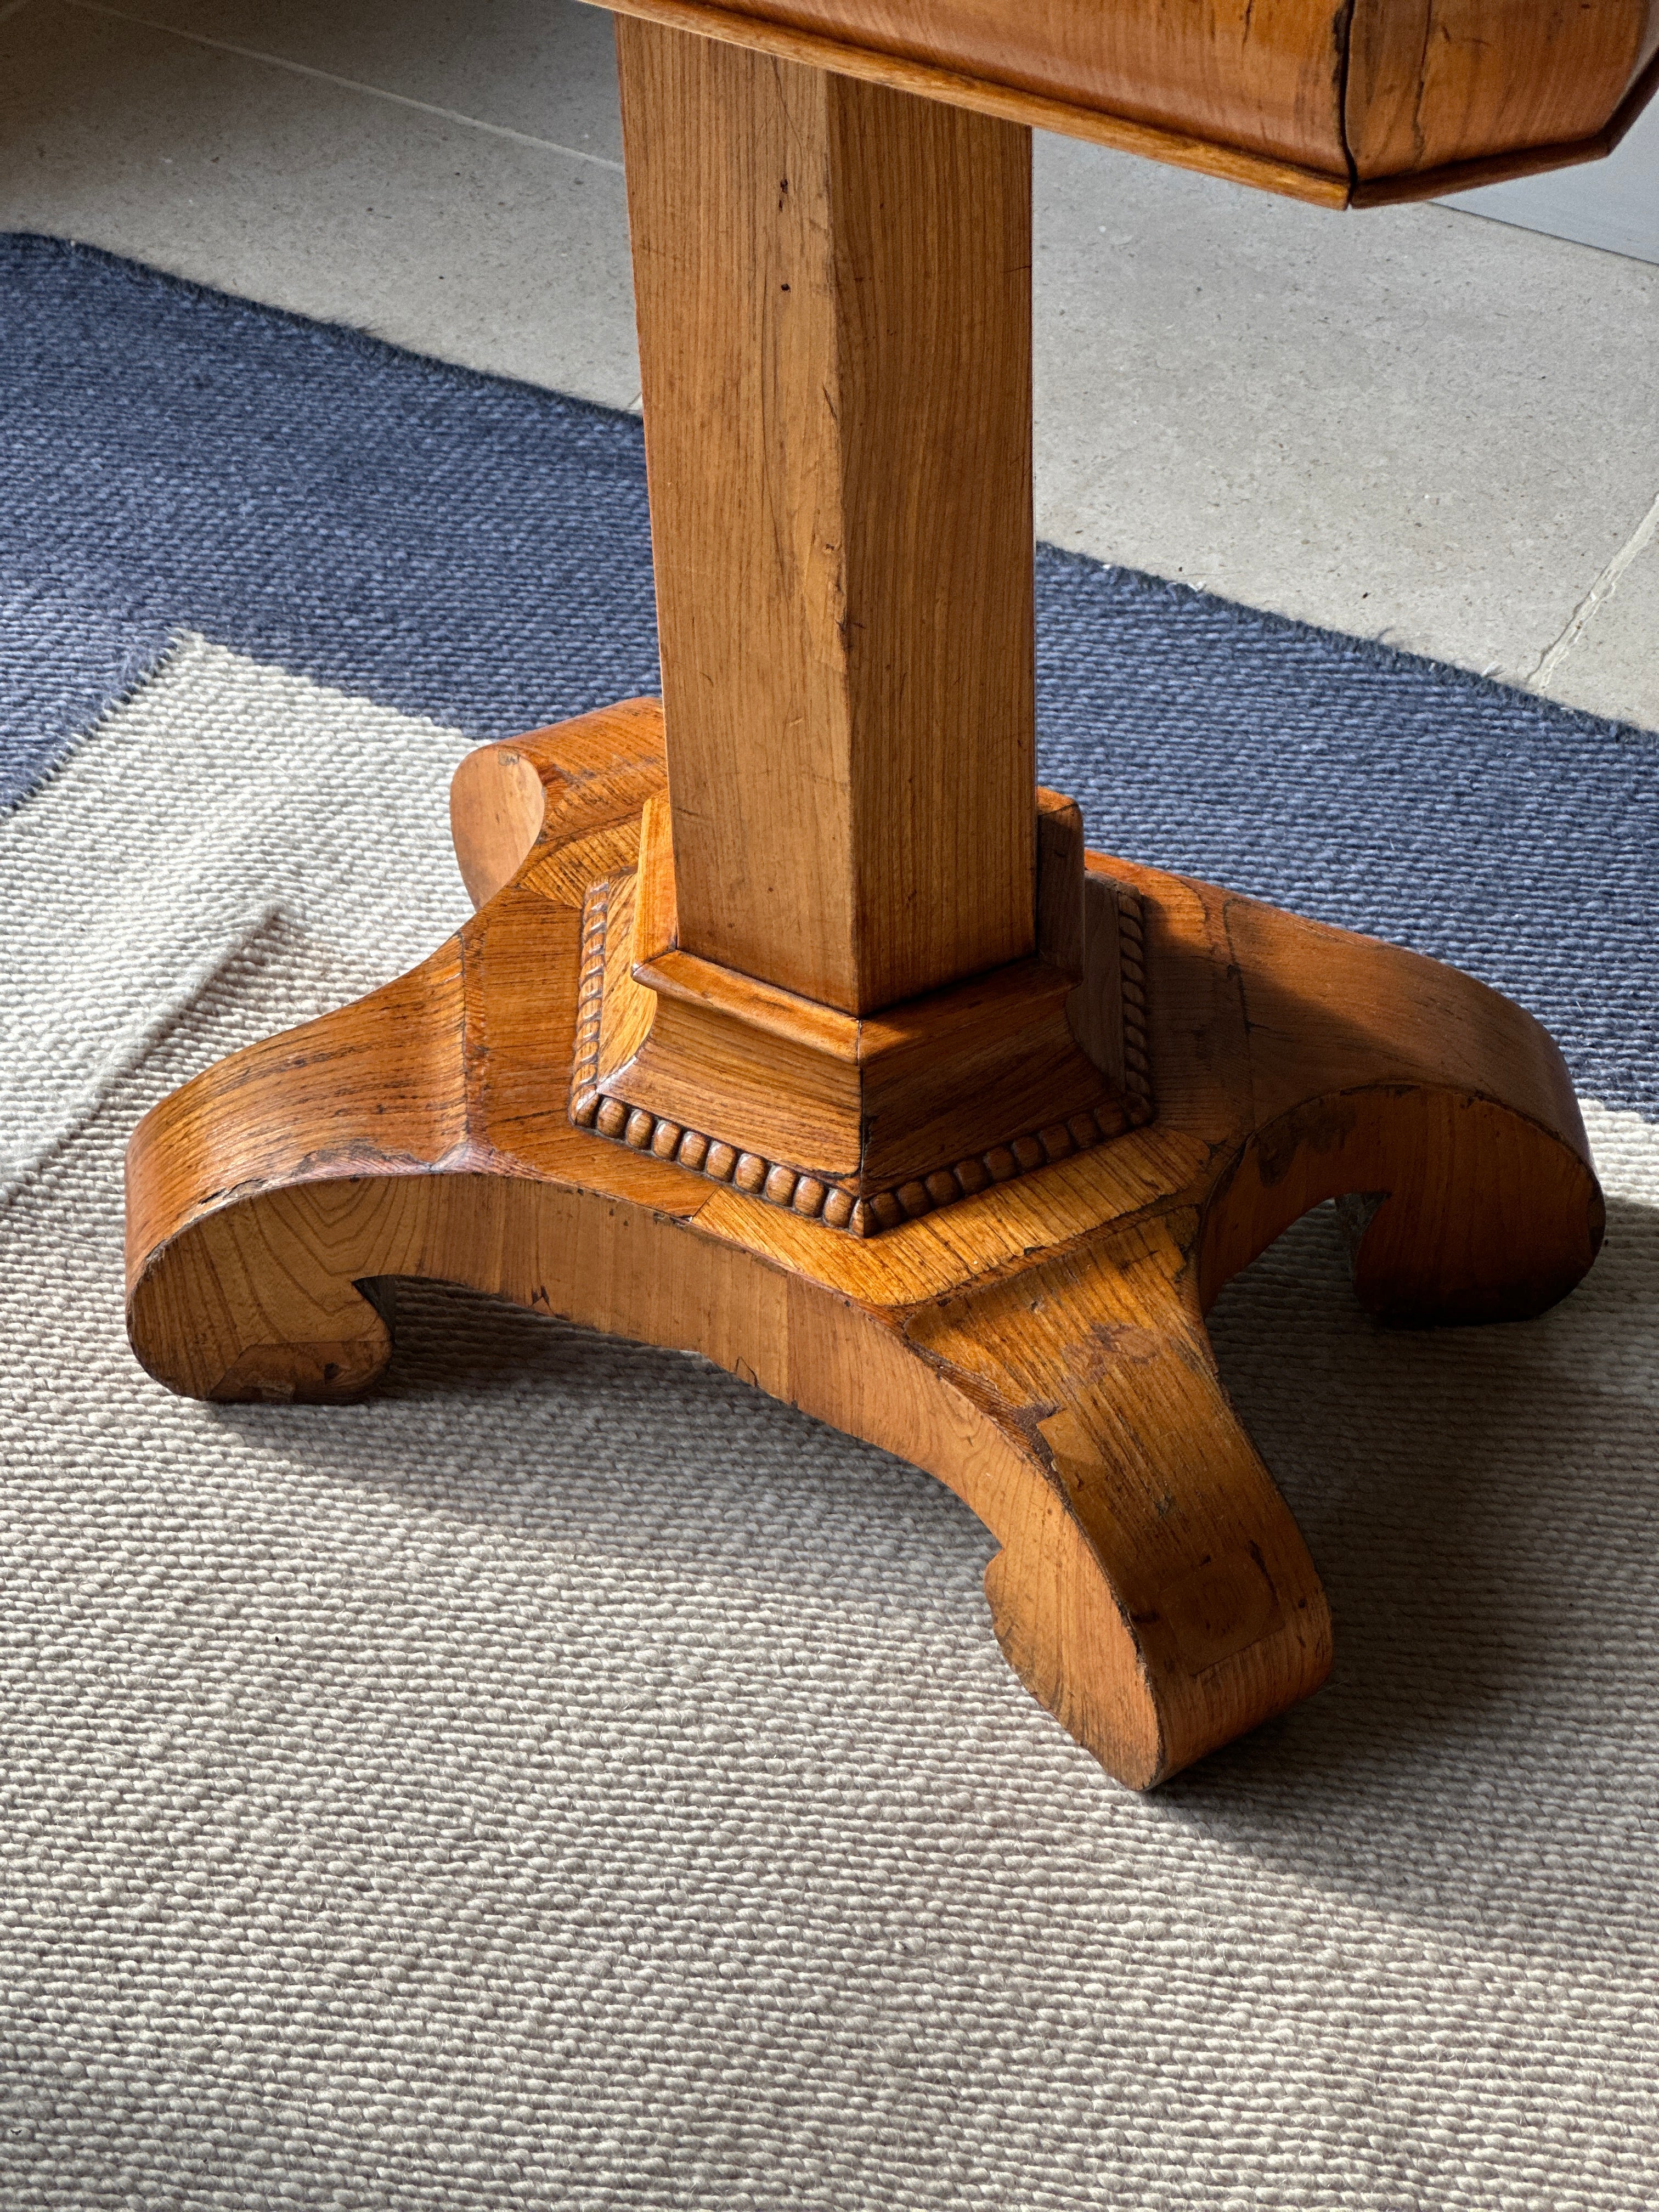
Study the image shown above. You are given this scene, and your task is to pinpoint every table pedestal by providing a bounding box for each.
[125,22,1601,1787]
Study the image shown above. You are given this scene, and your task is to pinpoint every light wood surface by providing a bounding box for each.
[557,766,1143,1228]
[619,20,1035,1013]
[1346,0,1654,180]
[127,704,1603,1789]
[592,0,1659,209]
[623,0,1355,176]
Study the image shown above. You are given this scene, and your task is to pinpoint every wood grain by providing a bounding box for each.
[613,0,1352,178]
[618,19,1036,1013]
[545,747,1141,1220]
[1346,0,1654,180]
[681,0,1355,171]
[127,704,1604,1788]
[1351,28,1659,204]
[594,0,1659,209]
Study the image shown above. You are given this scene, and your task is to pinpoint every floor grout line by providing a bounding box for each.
[60,0,627,172]
[1527,487,1659,693]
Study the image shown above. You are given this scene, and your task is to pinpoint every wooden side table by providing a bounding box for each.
[125,2,1654,1787]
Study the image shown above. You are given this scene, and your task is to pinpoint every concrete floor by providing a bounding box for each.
[3,0,1656,730]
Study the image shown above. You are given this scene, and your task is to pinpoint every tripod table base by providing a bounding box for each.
[126,699,1602,1787]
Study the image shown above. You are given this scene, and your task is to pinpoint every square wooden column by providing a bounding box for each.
[617,16,1037,1016]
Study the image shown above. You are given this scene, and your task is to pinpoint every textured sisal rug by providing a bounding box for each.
[3,234,1657,2211]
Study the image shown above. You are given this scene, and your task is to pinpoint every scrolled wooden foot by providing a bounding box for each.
[904,1213,1333,1787]
[126,700,1601,1786]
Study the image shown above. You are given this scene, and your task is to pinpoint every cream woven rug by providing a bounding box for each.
[4,632,1657,2210]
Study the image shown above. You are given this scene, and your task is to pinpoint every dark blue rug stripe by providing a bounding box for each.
[3,233,1654,1115]
[0,573,173,808]
[1036,557,1657,1122]
[0,234,659,791]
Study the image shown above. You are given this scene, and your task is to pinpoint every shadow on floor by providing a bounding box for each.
[211,1188,1659,1955]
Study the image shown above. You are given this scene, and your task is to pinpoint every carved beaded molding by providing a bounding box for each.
[569,877,1154,1238]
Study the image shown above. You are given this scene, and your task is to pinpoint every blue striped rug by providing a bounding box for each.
[5,232,1653,1111]
[3,232,1657,2212]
